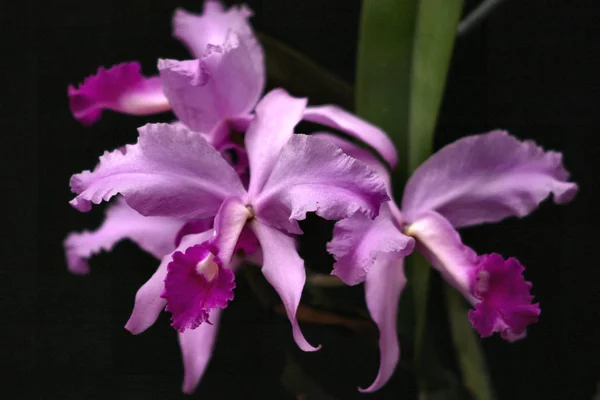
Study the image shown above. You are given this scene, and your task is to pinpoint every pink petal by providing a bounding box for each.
[175,218,258,256]
[68,62,170,126]
[468,254,540,341]
[313,133,404,221]
[407,212,540,340]
[162,242,235,332]
[255,134,389,234]
[327,205,414,285]
[359,258,407,393]
[172,2,263,75]
[406,212,479,300]
[64,198,183,275]
[158,33,264,135]
[402,130,578,228]
[69,123,246,218]
[179,308,223,393]
[250,220,319,352]
[210,197,252,265]
[312,133,393,192]
[125,231,214,334]
[303,105,397,168]
[245,89,307,198]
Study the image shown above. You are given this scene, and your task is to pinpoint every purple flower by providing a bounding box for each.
[67,1,258,127]
[65,199,247,393]
[325,130,578,392]
[68,1,398,169]
[68,88,389,392]
[163,241,235,330]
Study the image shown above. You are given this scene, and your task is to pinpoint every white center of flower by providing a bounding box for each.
[403,223,417,237]
[196,253,219,281]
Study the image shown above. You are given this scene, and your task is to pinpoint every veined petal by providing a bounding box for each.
[312,133,393,192]
[68,62,170,126]
[250,220,319,352]
[327,206,414,285]
[159,32,264,135]
[303,105,397,168]
[360,258,407,393]
[69,123,246,218]
[125,231,213,334]
[173,1,263,75]
[162,242,235,332]
[255,135,389,234]
[407,212,540,340]
[179,308,223,393]
[468,254,541,341]
[402,130,578,228]
[245,89,307,197]
[64,198,183,275]
[314,133,404,222]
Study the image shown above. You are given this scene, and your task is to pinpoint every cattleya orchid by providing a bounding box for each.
[64,1,400,393]
[67,1,259,127]
[325,131,578,391]
[67,0,396,169]
[63,0,579,395]
[66,87,389,391]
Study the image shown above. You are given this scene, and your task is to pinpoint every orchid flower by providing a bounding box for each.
[64,196,261,393]
[68,0,397,170]
[325,131,578,392]
[67,88,388,392]
[67,1,259,128]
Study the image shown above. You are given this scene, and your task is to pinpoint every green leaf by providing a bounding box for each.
[258,33,354,109]
[446,285,496,400]
[408,0,465,170]
[356,0,418,183]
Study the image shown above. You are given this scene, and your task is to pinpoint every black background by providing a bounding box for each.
[10,0,600,398]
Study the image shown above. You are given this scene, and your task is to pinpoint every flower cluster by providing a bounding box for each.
[65,1,577,393]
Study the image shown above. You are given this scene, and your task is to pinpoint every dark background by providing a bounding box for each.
[10,0,600,398]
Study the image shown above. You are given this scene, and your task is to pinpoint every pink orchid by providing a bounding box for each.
[67,0,397,169]
[324,131,578,392]
[67,89,389,392]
